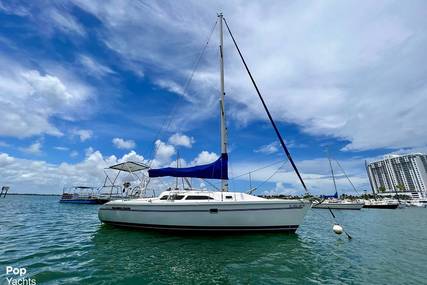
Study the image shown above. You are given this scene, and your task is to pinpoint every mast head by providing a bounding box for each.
[217,12,223,18]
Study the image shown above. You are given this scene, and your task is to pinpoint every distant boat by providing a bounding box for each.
[60,161,149,204]
[313,199,365,210]
[60,186,105,204]
[313,150,364,210]
[406,199,427,208]
[98,14,311,233]
[363,199,399,209]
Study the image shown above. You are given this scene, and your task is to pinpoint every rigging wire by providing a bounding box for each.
[230,159,284,180]
[334,159,360,195]
[222,17,308,192]
[249,160,288,194]
[201,178,221,191]
[148,19,219,167]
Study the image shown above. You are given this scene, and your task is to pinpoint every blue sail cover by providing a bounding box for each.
[148,153,228,180]
[320,191,338,199]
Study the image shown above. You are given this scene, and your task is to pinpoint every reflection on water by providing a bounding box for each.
[89,225,314,284]
[1,195,427,284]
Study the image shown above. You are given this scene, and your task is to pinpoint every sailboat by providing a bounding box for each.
[312,151,364,210]
[98,14,311,233]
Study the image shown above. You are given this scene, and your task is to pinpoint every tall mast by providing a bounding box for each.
[327,148,338,197]
[218,13,228,192]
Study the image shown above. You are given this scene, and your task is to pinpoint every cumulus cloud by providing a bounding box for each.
[153,140,176,166]
[112,137,136,149]
[0,148,150,193]
[0,56,92,138]
[0,147,369,195]
[191,151,218,165]
[168,133,195,148]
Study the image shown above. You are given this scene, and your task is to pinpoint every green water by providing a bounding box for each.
[1,195,426,284]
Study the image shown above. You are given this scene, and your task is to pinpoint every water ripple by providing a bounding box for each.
[1,196,427,284]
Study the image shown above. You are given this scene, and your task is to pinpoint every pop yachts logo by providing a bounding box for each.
[5,266,36,285]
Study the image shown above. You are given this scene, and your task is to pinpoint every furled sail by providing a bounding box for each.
[320,191,338,199]
[148,153,228,180]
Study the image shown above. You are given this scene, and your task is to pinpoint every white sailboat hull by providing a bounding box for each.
[99,198,311,232]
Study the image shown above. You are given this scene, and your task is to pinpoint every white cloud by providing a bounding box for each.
[120,150,144,163]
[71,129,93,142]
[155,79,188,100]
[191,151,218,165]
[152,139,176,166]
[0,56,92,138]
[168,133,195,148]
[0,2,29,16]
[112,137,136,149]
[68,0,427,151]
[48,8,86,36]
[254,142,279,154]
[70,150,79,158]
[0,147,371,195]
[0,148,151,193]
[0,152,15,165]
[20,141,42,155]
[54,146,69,151]
[78,54,115,78]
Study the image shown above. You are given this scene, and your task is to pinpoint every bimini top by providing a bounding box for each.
[108,161,150,173]
[149,153,228,180]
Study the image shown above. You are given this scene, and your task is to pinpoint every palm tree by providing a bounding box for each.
[396,184,406,192]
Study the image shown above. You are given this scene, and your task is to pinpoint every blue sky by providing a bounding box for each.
[0,1,426,195]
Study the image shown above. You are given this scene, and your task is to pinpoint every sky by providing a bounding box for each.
[0,0,426,195]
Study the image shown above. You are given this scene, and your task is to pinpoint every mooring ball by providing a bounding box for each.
[333,224,343,235]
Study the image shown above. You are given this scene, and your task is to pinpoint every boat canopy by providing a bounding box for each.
[148,153,228,180]
[108,161,149,172]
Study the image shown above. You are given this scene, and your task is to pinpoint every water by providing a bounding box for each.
[1,195,426,284]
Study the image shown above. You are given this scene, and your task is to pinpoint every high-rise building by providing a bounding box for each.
[366,153,427,194]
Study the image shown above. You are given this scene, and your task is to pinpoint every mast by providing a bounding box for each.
[327,148,338,197]
[218,13,228,192]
